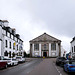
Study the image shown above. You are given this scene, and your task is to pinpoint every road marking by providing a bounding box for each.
[53,63,62,75]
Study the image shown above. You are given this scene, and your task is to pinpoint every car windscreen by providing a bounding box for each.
[16,57,21,59]
[0,56,4,60]
[4,58,11,60]
[12,59,16,61]
[59,57,66,60]
[69,61,75,64]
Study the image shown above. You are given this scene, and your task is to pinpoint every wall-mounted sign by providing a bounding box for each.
[14,42,16,46]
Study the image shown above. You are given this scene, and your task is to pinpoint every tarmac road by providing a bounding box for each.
[1,58,74,75]
[27,58,60,75]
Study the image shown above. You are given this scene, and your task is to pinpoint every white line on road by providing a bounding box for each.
[53,63,62,75]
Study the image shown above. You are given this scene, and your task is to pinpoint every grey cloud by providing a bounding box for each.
[0,0,75,52]
[19,0,75,38]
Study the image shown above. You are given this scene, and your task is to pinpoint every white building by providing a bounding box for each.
[0,20,24,58]
[29,33,61,57]
[70,37,75,58]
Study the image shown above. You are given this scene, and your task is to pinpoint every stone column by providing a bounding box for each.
[56,43,58,56]
[32,43,34,57]
[39,43,41,57]
[49,43,51,57]
[58,43,61,57]
[30,44,32,57]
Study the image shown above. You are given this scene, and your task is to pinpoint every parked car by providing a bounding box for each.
[0,56,5,60]
[22,56,26,62]
[0,56,8,68]
[56,57,66,66]
[0,56,8,69]
[63,60,75,73]
[11,58,18,66]
[15,56,26,63]
[0,60,8,69]
[4,57,18,66]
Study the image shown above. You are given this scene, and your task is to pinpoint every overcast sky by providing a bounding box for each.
[0,0,75,53]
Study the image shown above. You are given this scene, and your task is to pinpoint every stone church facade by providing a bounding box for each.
[29,33,61,57]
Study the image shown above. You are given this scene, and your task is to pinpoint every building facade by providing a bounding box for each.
[70,37,75,58]
[29,33,61,57]
[0,20,24,58]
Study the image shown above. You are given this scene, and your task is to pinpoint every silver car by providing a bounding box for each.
[15,56,26,63]
[4,57,18,66]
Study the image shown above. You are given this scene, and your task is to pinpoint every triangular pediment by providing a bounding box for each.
[30,33,61,42]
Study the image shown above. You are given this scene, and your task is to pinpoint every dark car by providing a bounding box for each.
[0,56,8,69]
[56,57,66,66]
[63,60,75,73]
[0,60,7,69]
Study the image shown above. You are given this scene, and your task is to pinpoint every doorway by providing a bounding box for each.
[43,52,47,57]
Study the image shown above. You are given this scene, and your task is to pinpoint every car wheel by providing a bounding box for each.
[63,66,66,72]
[12,63,14,66]
[5,64,8,69]
[66,68,69,73]
[56,62,59,66]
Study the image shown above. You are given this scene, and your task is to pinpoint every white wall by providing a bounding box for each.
[0,23,23,57]
[0,26,2,39]
[71,40,75,58]
[71,40,75,53]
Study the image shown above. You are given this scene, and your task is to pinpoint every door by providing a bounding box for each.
[43,52,47,57]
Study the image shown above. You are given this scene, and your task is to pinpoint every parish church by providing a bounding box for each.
[29,33,61,57]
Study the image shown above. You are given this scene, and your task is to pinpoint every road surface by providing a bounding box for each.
[0,58,75,75]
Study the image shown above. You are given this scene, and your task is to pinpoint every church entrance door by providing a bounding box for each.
[43,52,47,57]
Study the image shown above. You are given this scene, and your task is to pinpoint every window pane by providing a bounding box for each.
[5,40,7,47]
[72,47,73,53]
[74,46,75,52]
[10,42,11,49]
[51,43,56,50]
[44,44,46,50]
[34,44,39,50]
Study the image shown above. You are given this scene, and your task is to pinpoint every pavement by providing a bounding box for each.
[26,58,33,62]
[26,58,38,62]
[27,58,59,75]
